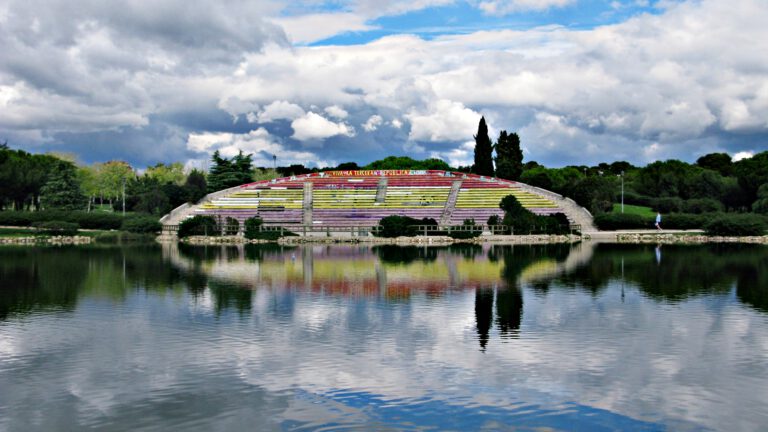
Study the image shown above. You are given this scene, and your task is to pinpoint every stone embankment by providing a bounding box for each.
[177,234,579,246]
[0,236,93,246]
[615,233,768,244]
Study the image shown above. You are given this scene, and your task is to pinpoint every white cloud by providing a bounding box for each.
[362,114,383,132]
[291,112,355,141]
[186,127,329,167]
[733,151,754,161]
[430,141,475,167]
[478,0,576,15]
[406,100,481,142]
[272,13,374,45]
[324,105,349,119]
[256,101,306,123]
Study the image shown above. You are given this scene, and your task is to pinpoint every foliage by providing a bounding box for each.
[145,162,185,185]
[178,215,219,238]
[696,153,733,176]
[207,150,254,193]
[376,215,422,237]
[704,214,768,236]
[653,197,684,213]
[32,221,79,236]
[95,160,135,202]
[569,175,617,214]
[494,130,523,180]
[252,168,280,182]
[40,160,88,210]
[487,214,502,226]
[363,156,450,171]
[224,217,239,236]
[473,117,494,176]
[243,216,296,240]
[184,169,207,203]
[594,213,653,230]
[448,219,482,239]
[120,215,162,233]
[683,198,724,214]
[0,210,124,229]
[0,147,59,210]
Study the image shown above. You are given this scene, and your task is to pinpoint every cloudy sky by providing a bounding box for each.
[1,0,767,169]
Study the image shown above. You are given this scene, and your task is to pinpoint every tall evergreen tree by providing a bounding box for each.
[184,169,208,202]
[494,130,523,180]
[473,117,494,176]
[207,150,254,192]
[40,160,87,210]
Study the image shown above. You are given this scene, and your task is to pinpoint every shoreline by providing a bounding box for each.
[1,232,767,246]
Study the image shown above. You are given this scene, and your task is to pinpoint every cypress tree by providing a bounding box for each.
[473,117,494,176]
[494,130,523,180]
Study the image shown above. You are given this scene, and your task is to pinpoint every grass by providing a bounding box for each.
[612,204,655,217]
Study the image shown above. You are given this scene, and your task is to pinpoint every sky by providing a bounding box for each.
[0,0,767,170]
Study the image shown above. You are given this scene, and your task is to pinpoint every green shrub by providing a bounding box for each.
[622,191,655,207]
[121,215,162,233]
[376,215,422,237]
[704,214,768,236]
[0,211,34,226]
[752,198,768,214]
[69,212,123,229]
[243,216,296,240]
[178,215,219,238]
[448,219,482,239]
[594,213,652,230]
[224,217,240,236]
[683,198,723,214]
[663,213,708,230]
[653,197,684,213]
[487,215,501,226]
[32,220,79,236]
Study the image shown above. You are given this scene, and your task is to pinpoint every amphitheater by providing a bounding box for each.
[161,169,595,234]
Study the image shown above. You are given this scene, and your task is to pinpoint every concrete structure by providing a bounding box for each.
[161,170,595,233]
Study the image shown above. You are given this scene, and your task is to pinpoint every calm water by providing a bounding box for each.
[1,242,767,431]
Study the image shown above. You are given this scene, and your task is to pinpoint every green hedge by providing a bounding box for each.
[121,216,162,233]
[32,221,79,236]
[0,210,123,230]
[243,216,297,240]
[704,214,768,236]
[178,215,219,238]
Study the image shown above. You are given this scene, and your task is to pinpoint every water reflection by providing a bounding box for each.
[1,242,768,431]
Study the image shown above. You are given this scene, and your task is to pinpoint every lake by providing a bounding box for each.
[1,242,767,431]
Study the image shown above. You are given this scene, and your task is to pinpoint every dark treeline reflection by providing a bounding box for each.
[548,243,768,312]
[475,244,572,350]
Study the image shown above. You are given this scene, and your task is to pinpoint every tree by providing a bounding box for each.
[696,153,733,176]
[364,156,450,170]
[494,130,523,180]
[39,160,87,210]
[207,150,254,192]
[184,169,207,202]
[473,117,494,176]
[96,161,134,205]
[145,162,185,185]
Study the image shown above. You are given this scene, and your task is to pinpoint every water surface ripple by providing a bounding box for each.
[0,243,767,431]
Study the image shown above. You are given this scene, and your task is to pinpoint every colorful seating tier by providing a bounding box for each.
[193,170,564,228]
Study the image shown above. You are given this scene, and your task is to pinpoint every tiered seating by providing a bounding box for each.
[198,186,304,224]
[449,185,559,224]
[190,170,566,230]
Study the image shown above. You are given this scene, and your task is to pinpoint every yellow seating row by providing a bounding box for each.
[455,189,557,209]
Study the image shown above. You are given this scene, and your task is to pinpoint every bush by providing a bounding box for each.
[662,213,708,230]
[594,213,652,230]
[224,217,239,236]
[243,216,296,240]
[178,215,219,238]
[622,191,655,207]
[683,198,723,214]
[69,212,123,230]
[752,198,768,214]
[448,219,482,239]
[0,211,34,226]
[653,197,684,213]
[376,215,420,237]
[32,220,79,236]
[121,215,162,233]
[487,215,501,226]
[704,214,768,236]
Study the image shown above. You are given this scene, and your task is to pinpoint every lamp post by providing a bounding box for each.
[620,170,624,214]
